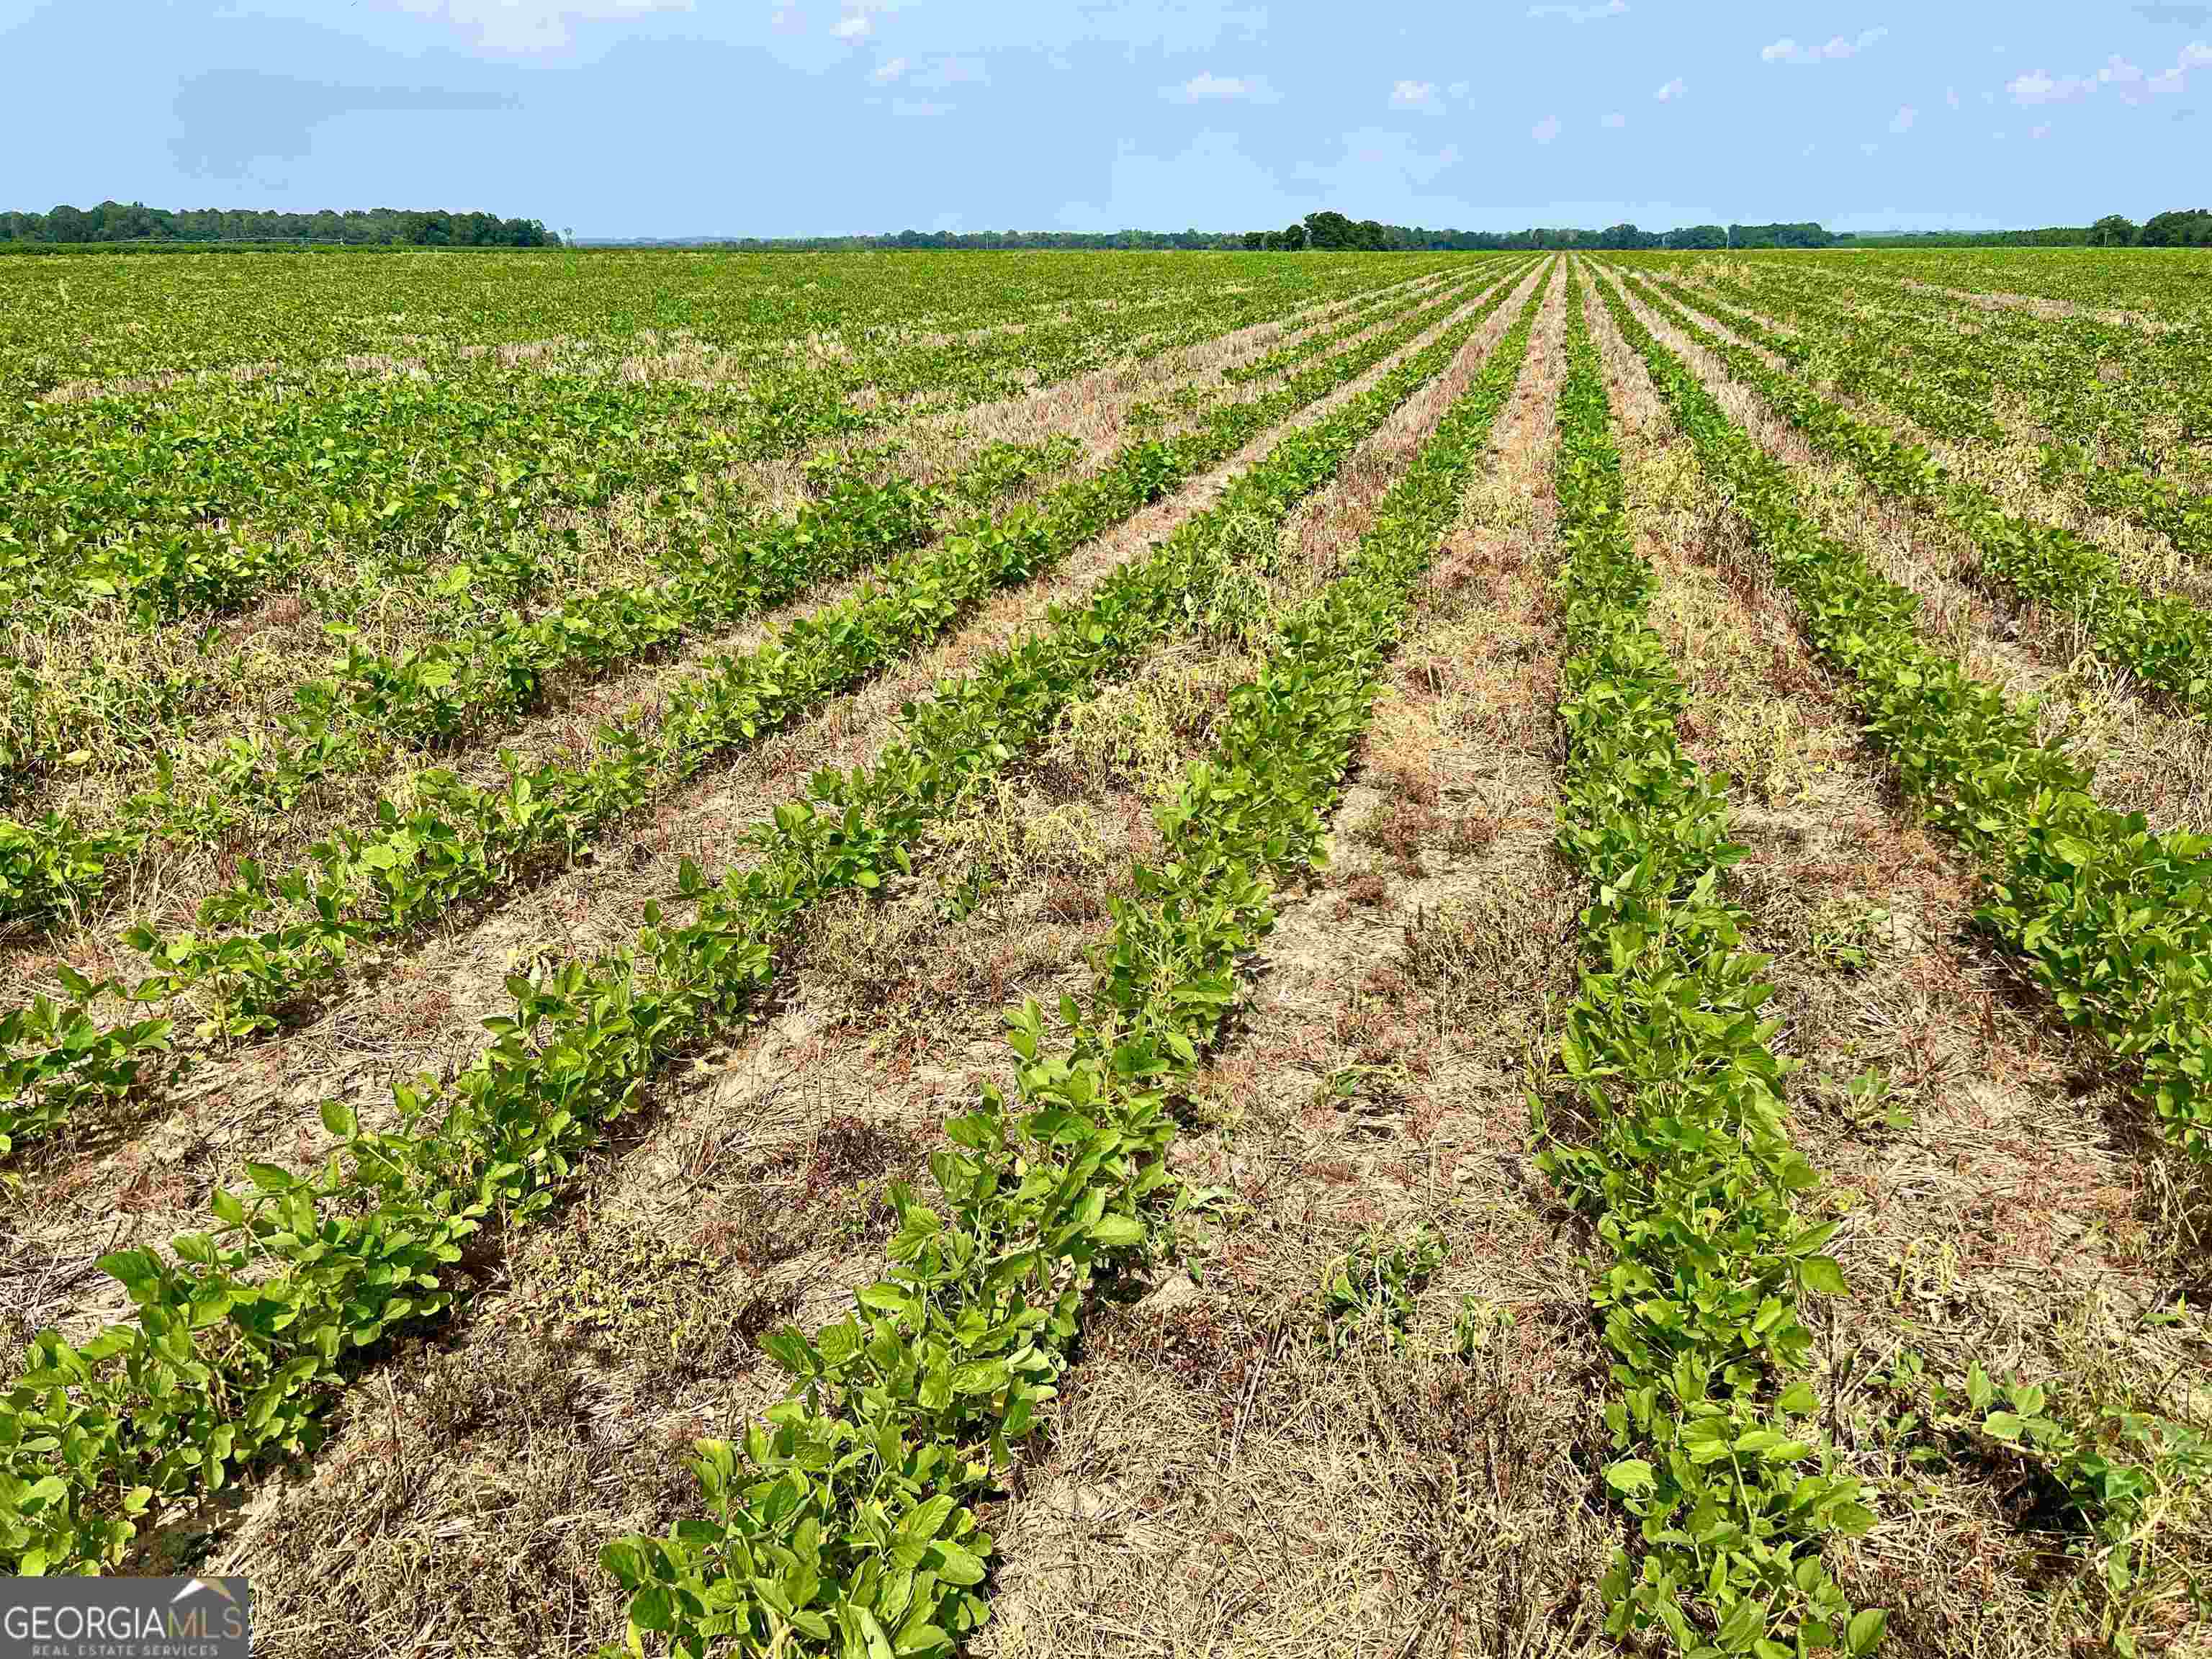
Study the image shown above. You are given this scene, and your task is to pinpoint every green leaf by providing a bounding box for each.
[629,1583,676,1634]
[2048,835,2100,869]
[760,1326,816,1376]
[1799,1255,1849,1296]
[98,1249,161,1298]
[1847,1607,1889,1655]
[1776,1380,1819,1416]
[1604,1458,1655,1496]
[599,1539,649,1589]
[930,1540,987,1586]
[1089,1214,1147,1249]
[1717,1593,1766,1652]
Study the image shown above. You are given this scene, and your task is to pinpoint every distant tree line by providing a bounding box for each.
[814,211,2212,253]
[677,214,1837,253]
[677,228,1243,251]
[0,201,559,247]
[17,200,2206,255]
[1259,217,1848,251]
[1844,226,2095,248]
[1825,210,2212,249]
[2083,209,2212,248]
[695,215,1893,253]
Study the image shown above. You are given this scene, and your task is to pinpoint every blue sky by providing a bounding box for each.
[3,0,2206,236]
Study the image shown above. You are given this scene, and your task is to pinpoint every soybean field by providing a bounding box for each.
[4,244,2212,1659]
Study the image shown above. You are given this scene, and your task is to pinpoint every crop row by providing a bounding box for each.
[0,261,1459,631]
[1678,268,2003,445]
[2,364,827,626]
[0,439,1040,926]
[1833,256,2211,378]
[0,459,951,929]
[2,246,1462,401]
[1218,265,1470,385]
[600,264,1552,1659]
[1653,260,2212,567]
[1539,266,1881,1659]
[1712,246,2212,328]
[1592,272,2212,1165]
[0,267,1530,1166]
[0,268,1471,817]
[1791,263,2212,541]
[0,272,1522,1147]
[1609,267,2212,724]
[21,255,1486,407]
[0,269,1533,1581]
[194,275,1470,771]
[0,273,1492,934]
[0,248,1053,390]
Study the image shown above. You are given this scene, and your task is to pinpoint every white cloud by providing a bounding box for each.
[872,55,907,83]
[2008,68,2093,104]
[1532,114,1563,143]
[393,0,693,53]
[1528,0,1627,18]
[1655,75,1686,100]
[838,0,911,33]
[1946,84,1961,108]
[1762,27,1888,64]
[1390,79,1439,109]
[2138,40,2212,100]
[2104,55,2162,104]
[1164,71,1280,103]
[894,98,951,117]
[2006,40,2212,112]
[1889,104,1917,132]
[1861,140,1879,154]
[2031,121,2052,138]
[1601,109,1627,127]
[1447,80,1471,100]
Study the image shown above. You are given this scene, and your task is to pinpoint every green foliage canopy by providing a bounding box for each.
[0,201,559,247]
